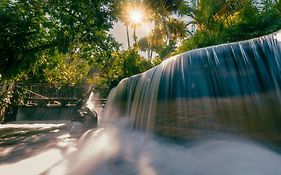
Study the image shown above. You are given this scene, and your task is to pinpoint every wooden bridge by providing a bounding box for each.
[1,83,108,122]
[14,83,92,107]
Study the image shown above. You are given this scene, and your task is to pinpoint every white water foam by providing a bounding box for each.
[1,120,281,175]
[45,120,281,175]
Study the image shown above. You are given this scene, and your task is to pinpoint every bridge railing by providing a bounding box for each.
[13,83,92,107]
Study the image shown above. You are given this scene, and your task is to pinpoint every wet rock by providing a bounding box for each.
[79,106,98,130]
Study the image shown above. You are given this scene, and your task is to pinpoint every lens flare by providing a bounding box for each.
[129,9,143,24]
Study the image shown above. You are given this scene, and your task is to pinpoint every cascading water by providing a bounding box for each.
[103,30,281,144]
[5,31,281,175]
[61,30,281,174]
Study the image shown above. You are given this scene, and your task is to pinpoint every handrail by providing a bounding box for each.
[15,85,49,99]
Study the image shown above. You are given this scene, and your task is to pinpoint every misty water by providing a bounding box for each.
[2,30,281,175]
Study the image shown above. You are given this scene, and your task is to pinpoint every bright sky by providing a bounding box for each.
[110,21,154,50]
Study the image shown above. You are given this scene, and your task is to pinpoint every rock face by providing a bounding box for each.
[79,106,98,130]
[103,30,281,143]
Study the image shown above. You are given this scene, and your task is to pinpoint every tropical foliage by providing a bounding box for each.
[0,0,119,121]
[93,49,155,97]
[177,0,281,52]
[0,0,117,82]
[1,0,281,121]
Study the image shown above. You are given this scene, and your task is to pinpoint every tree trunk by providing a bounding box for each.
[150,50,153,59]
[126,24,131,48]
[133,26,137,45]
[162,16,172,45]
[0,81,15,123]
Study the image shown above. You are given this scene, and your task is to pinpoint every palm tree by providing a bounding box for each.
[116,0,132,48]
[144,0,188,45]
[167,18,189,41]
[138,37,152,58]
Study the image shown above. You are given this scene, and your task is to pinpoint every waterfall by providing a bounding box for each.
[103,30,281,143]
[7,31,281,175]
